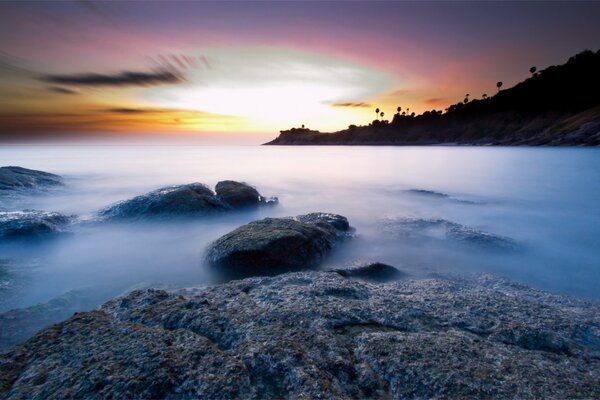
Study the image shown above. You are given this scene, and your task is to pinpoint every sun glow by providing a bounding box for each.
[144,47,393,131]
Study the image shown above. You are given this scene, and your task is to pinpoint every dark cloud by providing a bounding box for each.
[48,86,79,95]
[105,108,152,114]
[40,69,184,87]
[424,98,444,105]
[332,102,372,108]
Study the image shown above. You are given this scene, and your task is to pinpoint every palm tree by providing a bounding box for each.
[464,93,470,104]
[482,93,488,100]
[397,106,401,115]
[380,111,384,119]
[375,108,380,120]
[496,81,503,91]
[530,66,537,76]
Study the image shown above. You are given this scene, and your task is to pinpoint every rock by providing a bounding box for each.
[381,217,517,250]
[405,189,479,204]
[0,211,72,239]
[0,166,63,192]
[1,272,598,399]
[215,180,277,208]
[98,181,275,221]
[406,189,449,198]
[206,213,353,278]
[334,262,407,283]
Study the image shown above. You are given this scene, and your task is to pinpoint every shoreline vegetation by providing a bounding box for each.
[266,50,600,146]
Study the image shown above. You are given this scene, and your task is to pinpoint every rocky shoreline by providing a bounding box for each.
[1,165,599,398]
[1,270,599,398]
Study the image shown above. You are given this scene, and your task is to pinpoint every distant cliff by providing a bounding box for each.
[266,50,600,146]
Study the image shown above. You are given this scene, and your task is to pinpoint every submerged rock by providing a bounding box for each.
[405,189,480,204]
[406,189,450,198]
[0,211,72,239]
[215,180,277,208]
[1,272,598,399]
[206,213,353,278]
[0,288,108,349]
[334,262,407,283]
[381,217,517,250]
[0,166,63,192]
[98,181,275,221]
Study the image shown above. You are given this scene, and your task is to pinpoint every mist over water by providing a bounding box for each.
[1,145,599,313]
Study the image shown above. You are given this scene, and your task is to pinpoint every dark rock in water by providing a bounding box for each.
[215,180,277,208]
[0,166,63,192]
[0,211,72,239]
[406,189,449,198]
[405,189,480,204]
[98,181,275,221]
[1,272,598,399]
[98,183,226,220]
[206,213,353,278]
[381,217,517,250]
[334,262,407,283]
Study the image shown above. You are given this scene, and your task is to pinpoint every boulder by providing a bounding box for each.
[215,180,277,208]
[98,181,275,221]
[1,272,598,399]
[334,262,407,283]
[206,213,353,278]
[0,166,63,192]
[0,211,72,239]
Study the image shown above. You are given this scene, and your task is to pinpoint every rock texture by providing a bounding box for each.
[0,166,63,192]
[0,211,72,239]
[1,271,599,399]
[333,262,407,283]
[206,213,353,278]
[98,181,275,221]
[215,180,277,208]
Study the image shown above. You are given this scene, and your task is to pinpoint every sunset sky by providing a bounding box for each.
[1,1,599,143]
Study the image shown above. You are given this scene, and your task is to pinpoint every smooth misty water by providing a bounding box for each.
[1,145,599,313]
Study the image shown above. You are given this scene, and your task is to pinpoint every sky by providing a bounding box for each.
[0,1,599,143]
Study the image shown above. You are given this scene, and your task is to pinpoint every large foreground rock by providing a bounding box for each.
[1,272,598,399]
[0,166,63,192]
[0,211,72,239]
[98,181,275,221]
[206,213,353,278]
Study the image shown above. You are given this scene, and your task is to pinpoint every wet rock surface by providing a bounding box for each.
[381,217,517,250]
[333,262,407,283]
[206,213,353,278]
[215,180,277,208]
[98,181,275,221]
[1,271,598,399]
[0,211,72,239]
[0,166,63,193]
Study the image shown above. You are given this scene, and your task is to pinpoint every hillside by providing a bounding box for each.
[266,50,600,146]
